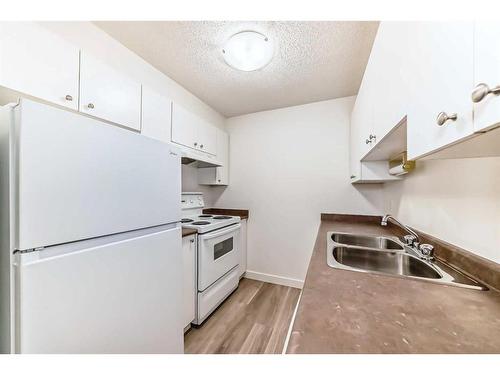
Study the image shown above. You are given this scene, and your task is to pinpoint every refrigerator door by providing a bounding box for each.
[13,99,181,251]
[14,225,183,354]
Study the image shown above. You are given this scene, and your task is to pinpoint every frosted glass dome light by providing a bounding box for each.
[222,31,274,72]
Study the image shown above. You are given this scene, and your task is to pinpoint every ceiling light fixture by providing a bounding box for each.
[222,31,274,72]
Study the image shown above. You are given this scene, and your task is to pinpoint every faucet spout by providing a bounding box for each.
[380,214,420,244]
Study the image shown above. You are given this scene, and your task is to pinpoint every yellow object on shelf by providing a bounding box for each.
[389,152,415,176]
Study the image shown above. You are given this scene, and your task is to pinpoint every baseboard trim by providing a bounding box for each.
[244,270,304,289]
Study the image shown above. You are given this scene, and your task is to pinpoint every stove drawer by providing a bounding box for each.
[196,265,239,324]
[198,224,241,291]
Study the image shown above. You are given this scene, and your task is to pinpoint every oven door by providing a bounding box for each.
[198,224,241,291]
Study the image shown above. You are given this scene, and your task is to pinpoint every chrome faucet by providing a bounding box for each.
[381,214,434,261]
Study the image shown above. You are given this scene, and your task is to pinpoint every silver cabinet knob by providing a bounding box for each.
[194,142,198,146]
[365,139,371,144]
[87,103,95,109]
[436,112,457,126]
[200,144,204,149]
[65,95,73,101]
[369,134,376,140]
[471,83,500,103]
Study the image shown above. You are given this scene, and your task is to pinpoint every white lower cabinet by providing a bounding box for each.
[182,234,196,329]
[239,219,247,278]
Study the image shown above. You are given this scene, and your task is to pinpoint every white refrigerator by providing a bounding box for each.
[0,99,183,353]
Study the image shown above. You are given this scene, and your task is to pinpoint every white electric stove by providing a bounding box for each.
[181,192,241,324]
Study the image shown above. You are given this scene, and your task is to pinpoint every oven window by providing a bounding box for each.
[214,237,233,260]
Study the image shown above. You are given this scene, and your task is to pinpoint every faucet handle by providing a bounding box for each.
[403,234,417,245]
[419,244,435,260]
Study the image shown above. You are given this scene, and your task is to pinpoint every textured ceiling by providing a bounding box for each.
[94,21,379,117]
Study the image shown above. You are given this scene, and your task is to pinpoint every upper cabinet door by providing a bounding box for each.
[371,22,409,139]
[197,121,217,155]
[406,22,474,159]
[215,129,229,184]
[79,52,142,131]
[171,102,217,155]
[0,22,79,110]
[141,85,172,143]
[171,103,197,149]
[473,22,500,132]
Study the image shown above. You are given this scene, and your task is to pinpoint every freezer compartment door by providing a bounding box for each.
[14,99,181,250]
[14,226,183,353]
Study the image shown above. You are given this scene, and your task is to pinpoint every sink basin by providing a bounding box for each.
[332,246,441,279]
[331,232,404,250]
[326,231,487,290]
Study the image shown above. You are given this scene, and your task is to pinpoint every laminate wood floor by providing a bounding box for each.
[184,278,301,354]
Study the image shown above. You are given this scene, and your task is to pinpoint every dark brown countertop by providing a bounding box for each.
[182,228,197,237]
[286,214,500,354]
[203,208,249,220]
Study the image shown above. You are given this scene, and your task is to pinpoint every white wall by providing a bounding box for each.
[181,164,226,207]
[383,157,500,263]
[38,22,225,130]
[213,97,383,286]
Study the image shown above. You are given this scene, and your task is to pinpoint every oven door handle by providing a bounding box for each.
[200,224,241,240]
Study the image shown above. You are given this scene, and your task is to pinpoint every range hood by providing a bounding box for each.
[179,145,222,168]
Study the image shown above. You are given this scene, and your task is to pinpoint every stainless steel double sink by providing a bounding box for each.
[327,232,487,290]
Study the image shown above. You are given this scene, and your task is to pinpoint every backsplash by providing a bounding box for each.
[383,156,500,264]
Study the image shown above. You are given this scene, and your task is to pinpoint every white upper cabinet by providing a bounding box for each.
[198,128,229,185]
[371,22,409,139]
[171,102,217,155]
[349,85,373,180]
[473,22,500,132]
[141,85,172,143]
[196,118,217,155]
[171,103,197,148]
[405,22,474,160]
[215,129,229,184]
[0,22,79,110]
[79,52,142,131]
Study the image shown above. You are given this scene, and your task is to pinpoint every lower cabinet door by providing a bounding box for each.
[240,219,247,277]
[182,234,196,328]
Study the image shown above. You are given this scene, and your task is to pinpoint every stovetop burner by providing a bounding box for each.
[213,215,232,220]
[198,214,213,218]
[181,218,194,223]
[192,221,210,225]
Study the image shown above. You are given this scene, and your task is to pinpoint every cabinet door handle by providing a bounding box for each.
[65,95,73,101]
[194,142,198,146]
[190,239,195,243]
[87,103,95,109]
[369,134,376,140]
[436,112,457,126]
[200,144,204,149]
[365,138,372,144]
[471,83,500,103]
